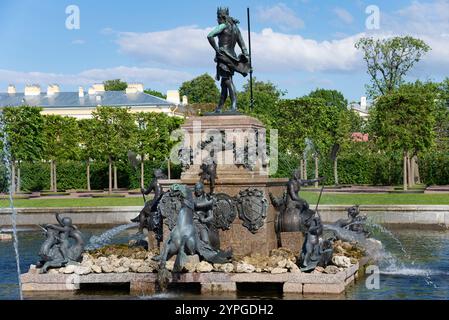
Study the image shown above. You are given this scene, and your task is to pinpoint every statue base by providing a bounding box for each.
[161,114,288,256]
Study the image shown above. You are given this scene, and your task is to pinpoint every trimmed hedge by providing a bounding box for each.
[2,147,449,192]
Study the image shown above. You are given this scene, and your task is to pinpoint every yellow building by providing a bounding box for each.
[0,83,185,118]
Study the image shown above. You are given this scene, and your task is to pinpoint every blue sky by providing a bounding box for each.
[1,0,449,102]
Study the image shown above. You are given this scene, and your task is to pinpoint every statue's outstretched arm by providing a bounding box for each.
[142,179,156,195]
[55,213,64,226]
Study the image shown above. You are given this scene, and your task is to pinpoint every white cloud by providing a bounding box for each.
[116,26,364,73]
[334,7,354,24]
[257,3,304,31]
[0,66,192,90]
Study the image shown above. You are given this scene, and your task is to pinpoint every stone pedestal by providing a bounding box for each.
[161,115,288,256]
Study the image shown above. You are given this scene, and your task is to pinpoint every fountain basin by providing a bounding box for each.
[20,260,366,295]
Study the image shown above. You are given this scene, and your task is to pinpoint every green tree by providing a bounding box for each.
[179,73,219,104]
[104,79,128,91]
[0,106,44,193]
[133,112,183,187]
[355,36,431,98]
[434,78,449,152]
[78,118,99,191]
[368,82,437,190]
[307,89,348,110]
[144,89,167,99]
[43,115,80,192]
[91,106,137,194]
[239,78,286,128]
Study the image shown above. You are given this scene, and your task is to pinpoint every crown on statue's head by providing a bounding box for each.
[217,6,229,16]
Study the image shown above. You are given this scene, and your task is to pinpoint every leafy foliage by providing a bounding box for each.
[355,36,431,98]
[179,73,220,104]
[104,79,128,91]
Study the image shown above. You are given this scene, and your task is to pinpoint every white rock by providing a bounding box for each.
[332,255,352,268]
[184,263,197,273]
[236,263,255,273]
[221,263,234,273]
[324,265,340,274]
[287,262,301,273]
[277,259,288,268]
[48,269,59,274]
[91,265,102,273]
[271,267,288,274]
[74,266,91,275]
[255,268,262,273]
[115,266,129,273]
[62,265,76,274]
[136,265,153,273]
[166,260,175,272]
[129,263,141,273]
[196,261,213,273]
[101,265,114,273]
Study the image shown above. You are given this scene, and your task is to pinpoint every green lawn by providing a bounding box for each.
[1,191,449,207]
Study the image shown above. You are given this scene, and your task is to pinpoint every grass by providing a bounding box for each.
[1,191,449,208]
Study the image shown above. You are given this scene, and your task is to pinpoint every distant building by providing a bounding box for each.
[0,83,186,119]
[348,96,370,119]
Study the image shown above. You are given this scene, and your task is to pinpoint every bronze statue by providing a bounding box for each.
[193,182,220,250]
[270,169,333,272]
[324,205,370,243]
[154,184,231,273]
[199,161,217,194]
[207,7,250,113]
[131,169,167,244]
[36,213,85,273]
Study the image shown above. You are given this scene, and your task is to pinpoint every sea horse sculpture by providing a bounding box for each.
[36,213,85,273]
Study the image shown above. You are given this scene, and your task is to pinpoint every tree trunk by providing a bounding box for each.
[334,158,339,186]
[53,160,57,192]
[414,156,421,184]
[108,156,112,194]
[314,156,319,188]
[403,151,408,191]
[50,160,54,192]
[113,164,118,190]
[16,161,21,193]
[168,159,171,180]
[299,159,304,179]
[303,157,308,180]
[140,156,145,189]
[86,160,91,191]
[11,161,16,194]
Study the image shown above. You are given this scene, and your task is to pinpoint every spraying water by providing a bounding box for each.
[365,218,437,288]
[85,222,138,251]
[0,116,23,300]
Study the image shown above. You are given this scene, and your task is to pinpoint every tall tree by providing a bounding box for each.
[43,115,80,192]
[179,73,220,104]
[355,36,431,98]
[78,118,98,191]
[368,82,437,190]
[104,79,128,91]
[0,106,44,193]
[91,106,137,194]
[307,89,348,110]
